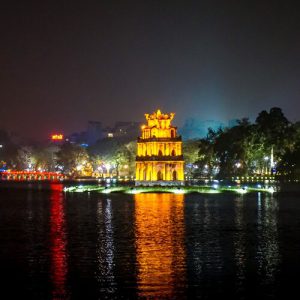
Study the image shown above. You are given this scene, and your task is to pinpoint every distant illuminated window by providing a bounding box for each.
[108,133,114,138]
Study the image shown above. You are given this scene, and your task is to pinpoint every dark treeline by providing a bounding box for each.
[193,107,300,180]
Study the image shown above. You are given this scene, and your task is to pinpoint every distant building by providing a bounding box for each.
[87,121,103,145]
[66,131,87,145]
[113,121,141,139]
[102,122,141,140]
[102,126,114,139]
[65,120,143,146]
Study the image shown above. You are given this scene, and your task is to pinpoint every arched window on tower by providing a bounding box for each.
[171,129,175,138]
[157,170,163,181]
[172,170,177,181]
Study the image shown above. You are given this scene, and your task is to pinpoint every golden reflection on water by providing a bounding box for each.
[134,193,186,298]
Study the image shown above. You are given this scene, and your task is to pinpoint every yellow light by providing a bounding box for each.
[134,193,185,298]
[51,134,63,140]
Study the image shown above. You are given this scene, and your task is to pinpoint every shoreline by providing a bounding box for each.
[64,184,277,195]
[4,180,300,194]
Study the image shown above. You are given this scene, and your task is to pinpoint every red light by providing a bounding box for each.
[51,134,64,141]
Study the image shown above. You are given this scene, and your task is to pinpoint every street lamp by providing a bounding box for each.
[105,163,111,177]
[264,156,269,175]
[235,162,241,168]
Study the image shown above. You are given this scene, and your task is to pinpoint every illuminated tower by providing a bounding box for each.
[135,109,184,186]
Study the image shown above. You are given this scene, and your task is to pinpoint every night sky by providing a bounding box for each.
[1,1,299,139]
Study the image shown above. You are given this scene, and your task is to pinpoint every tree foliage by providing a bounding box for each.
[195,107,300,179]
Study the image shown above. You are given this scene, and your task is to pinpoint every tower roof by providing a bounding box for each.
[145,109,175,122]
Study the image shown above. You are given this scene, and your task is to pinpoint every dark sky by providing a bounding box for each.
[1,1,300,139]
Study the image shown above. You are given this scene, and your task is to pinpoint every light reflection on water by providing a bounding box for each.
[185,197,225,297]
[0,184,289,299]
[256,193,280,287]
[134,193,186,298]
[96,198,116,295]
[49,183,68,300]
[234,196,246,296]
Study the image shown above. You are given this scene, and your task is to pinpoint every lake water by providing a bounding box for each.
[0,183,300,299]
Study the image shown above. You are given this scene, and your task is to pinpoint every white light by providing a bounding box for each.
[268,187,275,193]
[213,184,219,189]
[237,189,247,194]
[173,189,185,194]
[76,165,83,171]
[102,189,111,194]
[130,189,140,194]
[264,156,269,161]
[235,162,241,168]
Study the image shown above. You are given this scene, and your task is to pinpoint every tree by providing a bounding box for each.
[193,107,297,179]
[34,145,59,171]
[183,139,200,178]
[0,130,19,169]
[17,146,36,170]
[256,107,291,157]
[57,143,90,176]
[89,138,137,178]
[196,138,217,178]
